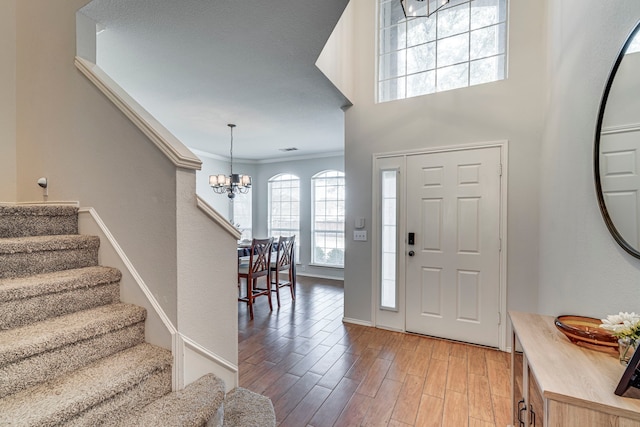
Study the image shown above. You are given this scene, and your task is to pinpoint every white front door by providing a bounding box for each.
[600,130,640,248]
[405,146,502,347]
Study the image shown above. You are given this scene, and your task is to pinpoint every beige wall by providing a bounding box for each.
[538,1,640,317]
[0,0,17,202]
[13,0,240,380]
[14,0,179,324]
[343,0,546,324]
[176,169,239,380]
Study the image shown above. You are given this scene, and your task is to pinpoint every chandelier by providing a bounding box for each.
[400,0,472,19]
[209,124,251,199]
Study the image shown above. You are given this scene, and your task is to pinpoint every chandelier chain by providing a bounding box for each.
[209,123,250,199]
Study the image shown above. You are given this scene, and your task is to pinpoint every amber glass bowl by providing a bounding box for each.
[554,315,619,355]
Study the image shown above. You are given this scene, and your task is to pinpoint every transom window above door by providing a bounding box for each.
[378,0,508,102]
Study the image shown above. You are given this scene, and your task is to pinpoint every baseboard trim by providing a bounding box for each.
[375,324,405,333]
[178,334,239,390]
[342,317,373,327]
[181,335,238,373]
[297,272,345,281]
[78,207,180,390]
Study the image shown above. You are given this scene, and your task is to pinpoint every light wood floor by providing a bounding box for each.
[238,276,512,427]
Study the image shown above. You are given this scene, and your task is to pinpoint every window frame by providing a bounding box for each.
[231,188,252,241]
[379,168,399,311]
[377,0,509,102]
[311,170,346,268]
[268,173,301,246]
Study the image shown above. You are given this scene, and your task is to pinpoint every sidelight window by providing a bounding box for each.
[380,169,399,310]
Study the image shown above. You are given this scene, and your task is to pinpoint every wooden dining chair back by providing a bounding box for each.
[238,237,274,319]
[269,235,296,307]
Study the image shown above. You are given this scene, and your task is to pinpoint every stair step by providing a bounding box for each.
[0,303,146,398]
[0,303,145,365]
[0,234,99,279]
[224,387,276,427]
[0,266,121,330]
[0,204,79,238]
[0,343,172,427]
[116,373,226,427]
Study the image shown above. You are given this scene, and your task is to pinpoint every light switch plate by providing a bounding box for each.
[354,230,367,241]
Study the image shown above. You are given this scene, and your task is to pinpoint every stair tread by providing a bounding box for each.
[116,373,225,427]
[0,204,78,216]
[0,303,145,365]
[0,266,121,303]
[0,205,79,238]
[224,387,276,427]
[0,343,172,426]
[0,234,99,254]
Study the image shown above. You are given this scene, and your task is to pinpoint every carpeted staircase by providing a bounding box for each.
[0,204,275,426]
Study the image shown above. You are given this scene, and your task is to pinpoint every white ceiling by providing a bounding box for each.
[79,0,350,161]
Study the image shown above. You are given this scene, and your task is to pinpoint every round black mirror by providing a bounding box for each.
[595,21,640,258]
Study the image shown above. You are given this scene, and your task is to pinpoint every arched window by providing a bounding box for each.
[268,174,300,243]
[312,170,345,267]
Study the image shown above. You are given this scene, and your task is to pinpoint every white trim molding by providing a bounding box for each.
[296,271,345,281]
[196,195,242,240]
[79,207,240,391]
[74,57,202,171]
[190,147,344,165]
[15,201,80,206]
[177,334,239,390]
[342,317,373,327]
[78,207,180,389]
[601,123,640,135]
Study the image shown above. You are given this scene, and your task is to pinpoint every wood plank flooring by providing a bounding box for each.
[238,276,512,427]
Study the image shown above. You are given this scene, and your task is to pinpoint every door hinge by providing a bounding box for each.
[499,163,503,177]
[498,311,502,325]
[499,237,502,252]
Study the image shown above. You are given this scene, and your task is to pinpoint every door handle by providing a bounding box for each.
[529,405,536,426]
[517,399,526,426]
[408,250,415,257]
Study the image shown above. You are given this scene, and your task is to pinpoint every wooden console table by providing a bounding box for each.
[510,311,640,426]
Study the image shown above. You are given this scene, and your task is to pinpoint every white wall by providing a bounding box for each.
[0,0,17,202]
[538,2,640,317]
[316,1,354,103]
[343,0,546,324]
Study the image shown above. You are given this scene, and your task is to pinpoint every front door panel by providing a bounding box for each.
[405,146,501,347]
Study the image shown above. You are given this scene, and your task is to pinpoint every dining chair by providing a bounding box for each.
[238,237,274,319]
[268,235,296,307]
